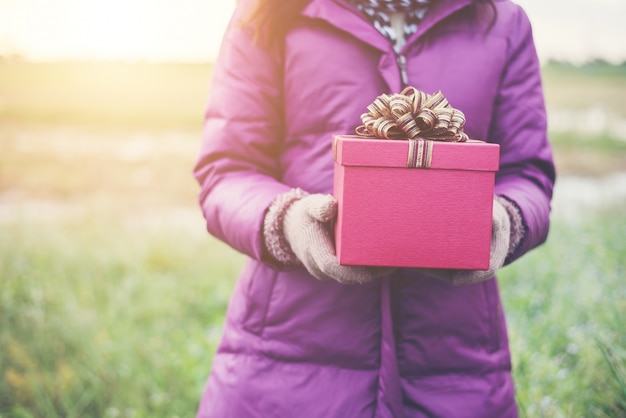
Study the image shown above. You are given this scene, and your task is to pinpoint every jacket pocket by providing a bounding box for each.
[241,260,278,336]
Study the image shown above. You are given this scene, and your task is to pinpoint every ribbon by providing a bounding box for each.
[356,87,469,143]
[406,136,433,169]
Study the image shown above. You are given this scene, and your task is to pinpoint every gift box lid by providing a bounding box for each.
[333,135,500,172]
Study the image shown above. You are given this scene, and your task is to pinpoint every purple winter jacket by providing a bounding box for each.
[194,0,555,416]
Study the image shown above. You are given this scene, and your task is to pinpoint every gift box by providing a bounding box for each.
[333,134,500,269]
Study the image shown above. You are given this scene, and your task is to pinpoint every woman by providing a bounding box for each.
[193,0,555,416]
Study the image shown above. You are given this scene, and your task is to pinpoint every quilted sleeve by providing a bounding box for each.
[490,4,556,264]
[193,2,291,260]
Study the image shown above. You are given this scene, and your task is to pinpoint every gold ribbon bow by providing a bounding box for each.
[356,87,469,143]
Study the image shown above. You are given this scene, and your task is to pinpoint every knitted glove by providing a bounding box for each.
[424,196,524,285]
[263,189,393,284]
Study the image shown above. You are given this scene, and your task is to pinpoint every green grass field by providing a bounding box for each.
[1,61,625,417]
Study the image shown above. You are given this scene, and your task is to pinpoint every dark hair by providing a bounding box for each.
[247,0,497,48]
[473,0,498,31]
[245,0,310,47]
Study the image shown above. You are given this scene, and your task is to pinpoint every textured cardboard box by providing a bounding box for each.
[333,135,500,269]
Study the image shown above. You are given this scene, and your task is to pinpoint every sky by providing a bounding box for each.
[0,0,235,61]
[0,0,624,64]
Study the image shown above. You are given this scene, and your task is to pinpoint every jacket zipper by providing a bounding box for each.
[397,54,408,88]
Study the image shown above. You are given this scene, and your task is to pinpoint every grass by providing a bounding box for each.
[0,210,244,418]
[499,206,626,417]
[542,61,626,116]
[551,133,626,177]
[1,61,625,416]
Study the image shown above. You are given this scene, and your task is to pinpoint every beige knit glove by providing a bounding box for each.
[263,189,393,284]
[424,197,524,285]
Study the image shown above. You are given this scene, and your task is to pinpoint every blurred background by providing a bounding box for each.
[0,1,624,417]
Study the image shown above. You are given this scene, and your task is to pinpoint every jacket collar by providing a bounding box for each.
[302,0,390,52]
[408,0,473,44]
[301,0,474,53]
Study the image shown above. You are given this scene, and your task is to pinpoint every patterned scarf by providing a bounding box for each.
[350,0,431,51]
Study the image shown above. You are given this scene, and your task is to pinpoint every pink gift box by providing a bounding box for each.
[333,135,500,269]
